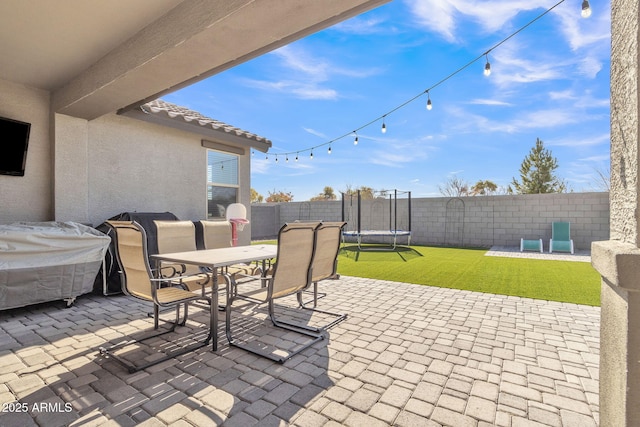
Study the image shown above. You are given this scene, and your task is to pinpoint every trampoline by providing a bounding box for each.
[341,189,412,250]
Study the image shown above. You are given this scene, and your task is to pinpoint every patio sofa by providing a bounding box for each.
[0,221,110,310]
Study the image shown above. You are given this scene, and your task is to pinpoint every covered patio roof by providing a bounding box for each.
[0,0,389,120]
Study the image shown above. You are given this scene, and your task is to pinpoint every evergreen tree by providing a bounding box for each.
[510,138,567,194]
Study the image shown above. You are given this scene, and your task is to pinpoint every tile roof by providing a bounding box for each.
[140,99,271,147]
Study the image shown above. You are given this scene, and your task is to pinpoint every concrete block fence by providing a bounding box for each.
[250,192,609,250]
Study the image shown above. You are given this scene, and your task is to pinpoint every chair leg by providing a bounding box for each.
[99,299,212,373]
[296,282,347,330]
[154,305,159,329]
[225,285,324,364]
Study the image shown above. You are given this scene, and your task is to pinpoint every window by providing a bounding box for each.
[207,150,239,218]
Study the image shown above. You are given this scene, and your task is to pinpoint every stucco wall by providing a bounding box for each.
[86,113,253,244]
[0,79,51,223]
[252,192,610,250]
[87,114,206,225]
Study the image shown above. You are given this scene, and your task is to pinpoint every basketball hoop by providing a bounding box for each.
[226,203,249,246]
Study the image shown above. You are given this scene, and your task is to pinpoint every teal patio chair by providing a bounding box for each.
[549,221,574,254]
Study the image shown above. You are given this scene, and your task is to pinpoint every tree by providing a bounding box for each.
[342,185,376,199]
[250,188,264,203]
[592,166,610,192]
[310,186,337,201]
[510,138,567,194]
[439,176,470,197]
[265,190,293,202]
[470,180,498,196]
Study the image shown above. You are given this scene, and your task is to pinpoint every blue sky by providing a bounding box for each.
[165,0,611,201]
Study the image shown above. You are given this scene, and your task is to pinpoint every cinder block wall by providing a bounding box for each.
[251,192,609,250]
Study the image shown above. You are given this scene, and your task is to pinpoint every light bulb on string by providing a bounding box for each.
[484,54,491,76]
[328,145,332,155]
[581,0,592,18]
[275,155,278,163]
[285,154,289,163]
[255,2,565,165]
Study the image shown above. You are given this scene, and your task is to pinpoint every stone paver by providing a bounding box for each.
[0,276,600,426]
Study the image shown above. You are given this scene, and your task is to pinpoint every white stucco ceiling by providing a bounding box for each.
[0,0,182,90]
[0,0,389,120]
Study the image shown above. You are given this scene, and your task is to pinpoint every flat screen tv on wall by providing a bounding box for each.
[0,116,31,176]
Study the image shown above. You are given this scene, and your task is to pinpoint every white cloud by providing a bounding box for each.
[271,46,330,80]
[490,43,564,87]
[467,98,512,106]
[551,1,611,51]
[251,157,271,174]
[404,0,558,41]
[240,45,380,100]
[578,154,610,162]
[366,135,435,167]
[303,127,328,139]
[405,0,457,42]
[548,133,610,147]
[333,16,391,35]
[448,105,592,134]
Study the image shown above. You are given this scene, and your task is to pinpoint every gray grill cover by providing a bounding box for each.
[0,222,110,310]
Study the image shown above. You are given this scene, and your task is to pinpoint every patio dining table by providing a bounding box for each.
[150,244,277,351]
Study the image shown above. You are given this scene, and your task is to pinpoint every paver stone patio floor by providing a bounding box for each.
[0,275,600,426]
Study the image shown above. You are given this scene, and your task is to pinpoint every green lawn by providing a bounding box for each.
[254,241,601,306]
[336,245,601,306]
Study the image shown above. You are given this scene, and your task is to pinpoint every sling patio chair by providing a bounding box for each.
[99,221,213,373]
[297,221,348,330]
[549,221,575,254]
[225,222,324,363]
[155,220,210,296]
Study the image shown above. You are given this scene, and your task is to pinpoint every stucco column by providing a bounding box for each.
[592,0,640,425]
[52,113,90,224]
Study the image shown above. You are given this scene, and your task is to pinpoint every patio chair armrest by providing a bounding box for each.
[157,262,186,278]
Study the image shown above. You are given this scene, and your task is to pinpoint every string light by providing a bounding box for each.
[484,53,491,76]
[286,154,289,163]
[257,0,580,164]
[581,0,592,18]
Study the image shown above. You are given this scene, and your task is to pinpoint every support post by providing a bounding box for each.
[592,1,640,425]
[357,190,361,235]
[408,191,412,232]
[392,190,396,232]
